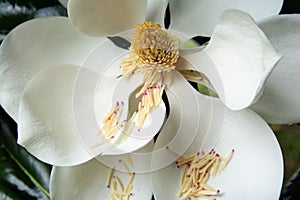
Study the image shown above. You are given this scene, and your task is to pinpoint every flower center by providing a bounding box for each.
[121,21,181,79]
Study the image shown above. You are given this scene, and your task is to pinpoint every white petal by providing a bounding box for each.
[183,9,281,110]
[152,73,283,200]
[146,0,168,26]
[18,65,93,166]
[73,40,165,156]
[169,0,283,37]
[50,155,153,199]
[58,0,68,7]
[73,38,127,157]
[151,71,202,171]
[177,49,217,90]
[0,17,104,122]
[252,15,300,124]
[97,140,155,173]
[68,0,147,37]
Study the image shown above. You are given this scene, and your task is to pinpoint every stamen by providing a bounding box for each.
[114,176,124,191]
[177,149,234,200]
[96,102,138,145]
[100,101,124,139]
[106,167,115,188]
[119,159,132,177]
[166,145,185,158]
[96,84,164,145]
[218,149,235,173]
[135,84,164,128]
[120,112,137,141]
[125,154,133,167]
[107,160,135,200]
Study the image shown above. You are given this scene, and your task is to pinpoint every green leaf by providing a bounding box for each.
[0,106,51,200]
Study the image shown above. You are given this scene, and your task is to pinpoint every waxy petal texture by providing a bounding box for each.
[0,17,104,122]
[252,14,300,124]
[50,151,153,199]
[18,65,93,166]
[169,0,283,37]
[151,71,201,171]
[146,0,168,26]
[152,72,283,200]
[68,0,147,37]
[184,10,281,110]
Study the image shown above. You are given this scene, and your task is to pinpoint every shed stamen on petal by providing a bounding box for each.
[107,159,135,200]
[136,84,165,128]
[174,149,235,200]
[100,101,124,139]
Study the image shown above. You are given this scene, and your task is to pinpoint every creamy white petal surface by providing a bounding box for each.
[18,65,93,166]
[0,17,104,122]
[146,0,168,26]
[252,15,300,124]
[183,9,281,110]
[151,71,201,171]
[50,157,153,199]
[152,72,283,200]
[97,140,155,173]
[72,38,128,157]
[169,0,283,37]
[68,0,147,37]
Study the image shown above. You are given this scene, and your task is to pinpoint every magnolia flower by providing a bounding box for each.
[1,0,299,199]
